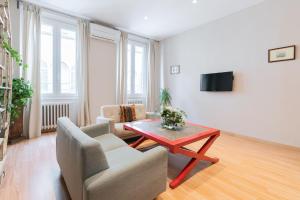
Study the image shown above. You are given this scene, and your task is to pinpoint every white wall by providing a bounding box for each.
[162,0,300,147]
[88,38,117,123]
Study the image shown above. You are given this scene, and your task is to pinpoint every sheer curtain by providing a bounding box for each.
[146,40,161,112]
[21,2,42,138]
[77,19,91,127]
[116,32,128,104]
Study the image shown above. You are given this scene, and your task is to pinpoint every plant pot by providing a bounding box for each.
[161,117,185,131]
[162,124,182,131]
[9,108,24,140]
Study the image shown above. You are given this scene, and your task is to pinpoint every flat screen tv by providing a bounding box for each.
[200,71,234,91]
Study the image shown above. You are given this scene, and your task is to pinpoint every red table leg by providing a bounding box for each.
[169,133,220,189]
[130,136,147,148]
[202,155,219,164]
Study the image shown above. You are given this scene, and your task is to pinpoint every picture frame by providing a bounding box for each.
[170,65,180,75]
[268,45,296,63]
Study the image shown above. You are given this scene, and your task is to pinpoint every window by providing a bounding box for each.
[127,40,148,100]
[41,24,53,94]
[40,16,77,98]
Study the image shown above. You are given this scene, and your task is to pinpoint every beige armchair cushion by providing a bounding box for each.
[101,104,146,123]
[99,104,149,139]
[101,105,121,123]
[134,104,146,120]
[114,122,139,139]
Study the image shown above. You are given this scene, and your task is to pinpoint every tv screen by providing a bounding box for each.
[200,71,234,91]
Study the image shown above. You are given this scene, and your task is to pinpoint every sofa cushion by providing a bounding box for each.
[120,105,136,122]
[101,105,121,123]
[135,104,146,120]
[105,146,144,167]
[114,122,139,139]
[94,133,127,152]
[101,104,146,124]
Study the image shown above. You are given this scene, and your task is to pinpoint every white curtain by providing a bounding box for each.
[146,40,161,112]
[77,20,91,127]
[21,2,41,138]
[116,32,128,104]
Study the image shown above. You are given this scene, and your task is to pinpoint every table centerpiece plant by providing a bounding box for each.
[161,106,187,130]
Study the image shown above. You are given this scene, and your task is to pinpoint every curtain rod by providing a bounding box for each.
[17,0,88,20]
[17,0,158,42]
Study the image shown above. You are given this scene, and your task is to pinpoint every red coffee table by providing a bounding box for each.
[124,119,220,188]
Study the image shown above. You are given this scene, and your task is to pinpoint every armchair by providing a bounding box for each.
[96,104,160,139]
[56,117,167,200]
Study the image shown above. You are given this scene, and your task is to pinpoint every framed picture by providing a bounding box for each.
[268,45,296,63]
[170,65,180,74]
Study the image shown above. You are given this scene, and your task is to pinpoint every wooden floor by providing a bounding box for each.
[0,132,300,200]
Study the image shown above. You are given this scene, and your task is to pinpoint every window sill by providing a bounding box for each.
[41,96,78,103]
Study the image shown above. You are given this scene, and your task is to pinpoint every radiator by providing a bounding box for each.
[41,103,70,131]
[127,98,145,105]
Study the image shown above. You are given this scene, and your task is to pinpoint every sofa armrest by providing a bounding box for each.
[80,123,110,138]
[84,146,168,200]
[96,116,114,124]
[96,116,115,133]
[146,112,161,119]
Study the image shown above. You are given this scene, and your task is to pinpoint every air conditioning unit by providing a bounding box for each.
[90,23,121,42]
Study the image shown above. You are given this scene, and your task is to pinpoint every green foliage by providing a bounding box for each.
[9,78,33,123]
[161,107,187,130]
[2,39,28,69]
[1,35,32,123]
[160,88,172,108]
[0,90,4,105]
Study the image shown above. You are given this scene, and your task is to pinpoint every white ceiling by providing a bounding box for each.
[27,0,265,40]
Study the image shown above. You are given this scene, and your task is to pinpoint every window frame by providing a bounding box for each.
[127,39,148,100]
[40,13,78,100]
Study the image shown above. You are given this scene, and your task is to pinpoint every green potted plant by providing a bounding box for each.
[160,88,172,109]
[1,37,31,139]
[9,78,33,139]
[160,88,187,130]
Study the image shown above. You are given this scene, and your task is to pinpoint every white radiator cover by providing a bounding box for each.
[127,98,145,105]
[41,103,74,131]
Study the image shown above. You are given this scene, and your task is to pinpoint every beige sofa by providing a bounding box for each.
[96,104,160,139]
[56,117,168,200]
